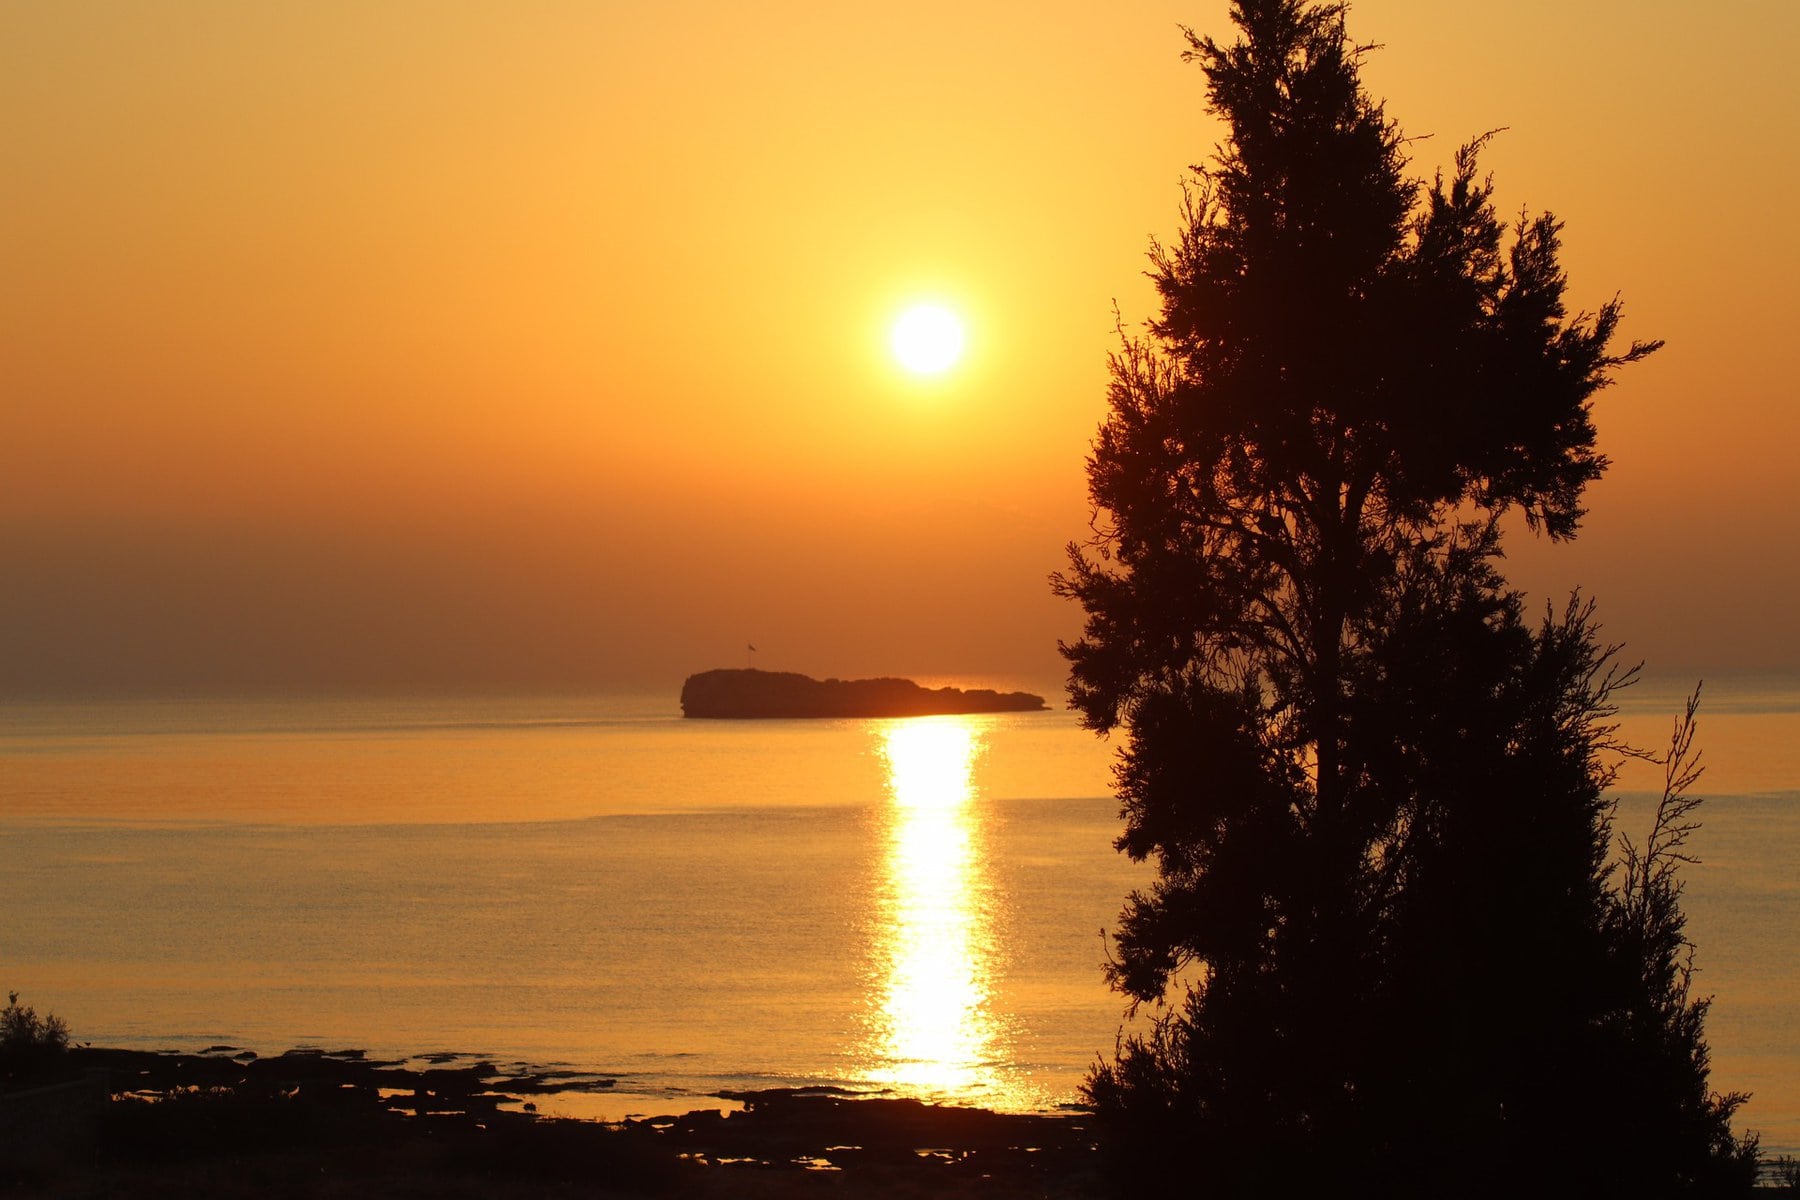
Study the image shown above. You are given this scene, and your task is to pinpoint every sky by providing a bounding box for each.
[4,1,1796,698]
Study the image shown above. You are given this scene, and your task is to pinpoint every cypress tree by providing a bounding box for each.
[1057,2,1753,1191]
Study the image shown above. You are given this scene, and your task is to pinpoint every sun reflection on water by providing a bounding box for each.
[865,717,1014,1103]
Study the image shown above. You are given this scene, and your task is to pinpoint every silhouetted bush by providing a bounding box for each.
[0,991,70,1085]
[1771,1154,1800,1193]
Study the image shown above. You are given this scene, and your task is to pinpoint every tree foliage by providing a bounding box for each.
[1057,1,1752,1192]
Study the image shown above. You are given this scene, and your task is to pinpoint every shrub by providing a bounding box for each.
[0,991,71,1085]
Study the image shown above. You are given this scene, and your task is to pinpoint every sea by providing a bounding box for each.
[2,677,1795,1156]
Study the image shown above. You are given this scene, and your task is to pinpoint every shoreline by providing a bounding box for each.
[47,1040,1087,1124]
[1,1045,1107,1197]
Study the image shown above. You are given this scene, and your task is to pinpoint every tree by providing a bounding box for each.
[1056,1,1752,1192]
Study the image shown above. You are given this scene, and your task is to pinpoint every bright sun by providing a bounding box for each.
[891,304,965,376]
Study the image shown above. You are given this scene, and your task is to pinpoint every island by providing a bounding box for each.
[679,668,1047,719]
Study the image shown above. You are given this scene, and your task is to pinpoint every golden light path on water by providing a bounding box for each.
[864,716,1021,1106]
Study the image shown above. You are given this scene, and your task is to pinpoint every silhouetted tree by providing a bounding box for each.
[1057,1,1753,1193]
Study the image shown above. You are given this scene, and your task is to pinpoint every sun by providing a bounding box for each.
[891,304,966,376]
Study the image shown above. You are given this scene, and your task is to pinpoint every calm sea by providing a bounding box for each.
[2,680,1795,1154]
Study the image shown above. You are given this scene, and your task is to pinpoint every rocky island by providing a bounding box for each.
[680,668,1047,719]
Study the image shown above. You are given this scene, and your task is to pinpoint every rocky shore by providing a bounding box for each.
[1,1046,1106,1198]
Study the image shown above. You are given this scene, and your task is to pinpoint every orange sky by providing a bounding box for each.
[4,1,1796,696]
